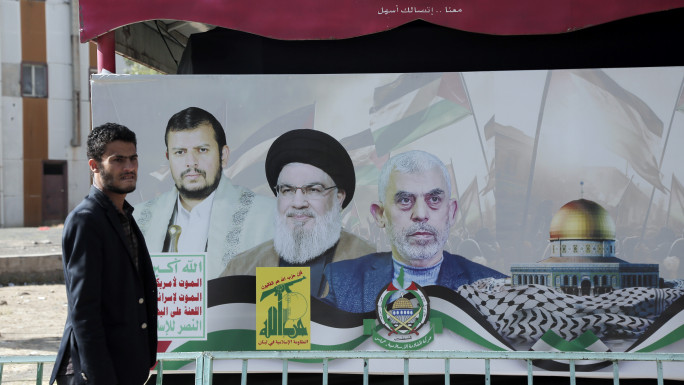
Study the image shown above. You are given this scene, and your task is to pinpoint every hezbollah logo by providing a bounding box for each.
[256,267,311,350]
[369,268,435,350]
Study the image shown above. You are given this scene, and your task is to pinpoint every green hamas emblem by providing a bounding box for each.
[371,268,433,350]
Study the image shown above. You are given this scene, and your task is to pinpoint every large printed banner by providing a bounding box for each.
[91,69,684,379]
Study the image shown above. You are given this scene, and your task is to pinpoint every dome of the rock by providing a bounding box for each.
[549,199,615,240]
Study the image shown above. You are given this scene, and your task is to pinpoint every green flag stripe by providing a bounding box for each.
[431,310,507,351]
[637,324,684,353]
[540,330,587,352]
[574,330,601,350]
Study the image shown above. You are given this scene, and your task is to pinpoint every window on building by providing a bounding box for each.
[21,63,48,98]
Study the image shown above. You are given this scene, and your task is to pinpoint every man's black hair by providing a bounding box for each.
[87,123,137,161]
[164,107,227,149]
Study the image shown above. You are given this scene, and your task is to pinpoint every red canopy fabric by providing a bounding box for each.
[79,0,684,43]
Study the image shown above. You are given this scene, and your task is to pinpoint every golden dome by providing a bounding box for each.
[392,297,413,310]
[549,199,615,240]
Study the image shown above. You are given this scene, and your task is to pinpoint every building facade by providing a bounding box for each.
[1,0,96,227]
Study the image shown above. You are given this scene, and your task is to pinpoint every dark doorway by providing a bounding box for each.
[42,160,68,225]
[581,279,592,296]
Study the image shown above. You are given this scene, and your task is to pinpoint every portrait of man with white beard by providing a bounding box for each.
[221,129,375,297]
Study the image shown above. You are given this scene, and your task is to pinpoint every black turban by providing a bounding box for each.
[265,129,355,208]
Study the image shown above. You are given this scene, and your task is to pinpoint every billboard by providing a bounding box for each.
[92,68,684,378]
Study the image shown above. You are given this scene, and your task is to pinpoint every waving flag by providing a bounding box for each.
[457,177,483,234]
[545,69,665,191]
[370,73,472,156]
[225,104,315,189]
[667,174,684,228]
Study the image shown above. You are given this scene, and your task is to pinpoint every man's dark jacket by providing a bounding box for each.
[50,186,158,385]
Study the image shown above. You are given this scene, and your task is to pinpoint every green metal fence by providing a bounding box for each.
[2,351,684,385]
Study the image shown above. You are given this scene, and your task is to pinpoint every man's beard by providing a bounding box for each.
[100,167,136,194]
[176,166,222,200]
[273,204,342,264]
[388,221,450,263]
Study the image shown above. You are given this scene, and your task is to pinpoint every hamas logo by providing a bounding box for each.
[369,268,434,350]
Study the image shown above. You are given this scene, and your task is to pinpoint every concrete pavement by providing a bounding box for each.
[0,225,64,284]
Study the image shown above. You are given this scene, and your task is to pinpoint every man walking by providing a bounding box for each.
[51,123,158,385]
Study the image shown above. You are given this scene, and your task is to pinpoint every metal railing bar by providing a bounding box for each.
[322,358,328,385]
[203,353,213,385]
[657,360,663,385]
[241,359,248,385]
[527,359,533,385]
[404,358,409,385]
[6,350,684,363]
[485,359,491,385]
[156,359,164,385]
[282,359,288,385]
[569,360,576,385]
[0,356,57,364]
[612,361,619,385]
[444,358,450,385]
[36,362,43,385]
[363,358,369,385]
[201,350,684,361]
[194,352,204,385]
